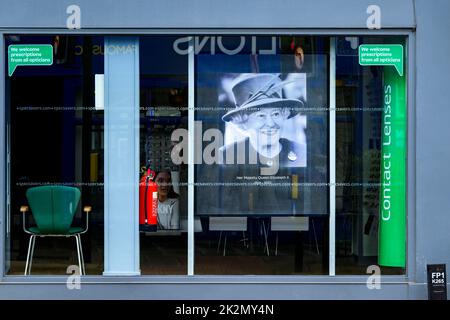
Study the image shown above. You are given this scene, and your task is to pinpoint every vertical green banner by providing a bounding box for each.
[379,45,407,267]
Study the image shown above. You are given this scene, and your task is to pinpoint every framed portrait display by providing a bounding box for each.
[194,37,329,216]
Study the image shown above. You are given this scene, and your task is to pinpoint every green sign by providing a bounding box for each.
[359,44,404,76]
[378,48,407,267]
[8,44,53,76]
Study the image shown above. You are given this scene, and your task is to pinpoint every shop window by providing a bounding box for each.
[193,36,330,274]
[5,35,104,275]
[139,36,188,275]
[4,34,407,277]
[334,36,407,275]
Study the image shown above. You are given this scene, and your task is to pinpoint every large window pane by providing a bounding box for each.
[138,36,188,275]
[5,35,104,275]
[193,36,330,275]
[4,34,408,277]
[335,36,407,275]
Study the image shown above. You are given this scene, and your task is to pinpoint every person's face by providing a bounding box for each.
[155,172,171,197]
[294,47,304,70]
[244,107,288,152]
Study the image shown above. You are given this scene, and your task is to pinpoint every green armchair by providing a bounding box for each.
[21,186,92,275]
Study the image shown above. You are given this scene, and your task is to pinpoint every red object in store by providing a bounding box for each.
[139,168,158,232]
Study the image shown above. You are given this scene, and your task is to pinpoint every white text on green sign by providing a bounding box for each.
[8,44,53,76]
[359,44,403,76]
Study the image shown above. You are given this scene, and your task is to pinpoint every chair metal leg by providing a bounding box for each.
[312,219,320,255]
[217,231,223,255]
[74,235,83,276]
[24,235,34,275]
[262,221,269,256]
[24,236,31,275]
[223,234,227,257]
[24,234,86,276]
[275,232,279,256]
[77,235,86,275]
[28,235,37,275]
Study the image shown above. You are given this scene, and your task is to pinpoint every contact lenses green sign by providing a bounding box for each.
[8,44,53,76]
[359,44,404,76]
[359,43,406,267]
[378,46,406,267]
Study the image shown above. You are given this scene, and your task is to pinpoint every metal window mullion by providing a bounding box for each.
[0,33,5,278]
[187,38,195,276]
[329,37,336,276]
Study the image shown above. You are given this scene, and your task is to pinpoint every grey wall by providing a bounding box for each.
[0,0,414,29]
[0,281,411,300]
[0,0,450,299]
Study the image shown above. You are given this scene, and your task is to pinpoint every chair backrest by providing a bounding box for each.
[26,186,81,234]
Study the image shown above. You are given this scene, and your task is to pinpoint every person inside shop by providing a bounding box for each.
[155,170,180,230]
[293,45,305,71]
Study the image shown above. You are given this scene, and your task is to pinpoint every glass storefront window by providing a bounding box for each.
[193,36,330,274]
[5,35,104,275]
[3,34,408,277]
[139,36,188,275]
[335,36,407,275]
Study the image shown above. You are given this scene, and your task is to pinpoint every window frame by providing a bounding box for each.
[0,29,415,284]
